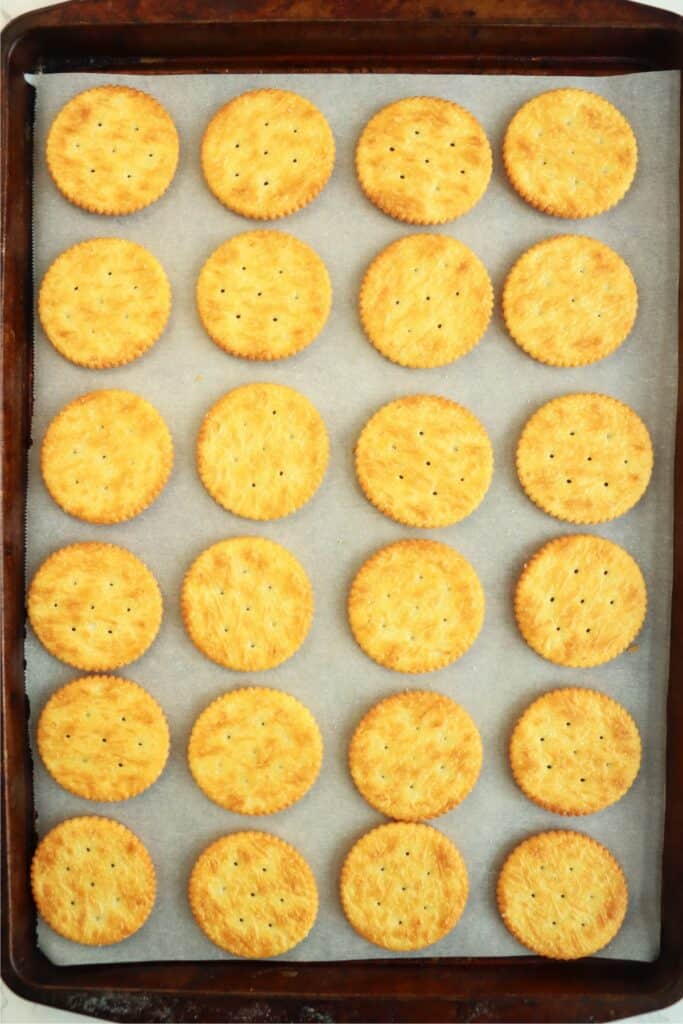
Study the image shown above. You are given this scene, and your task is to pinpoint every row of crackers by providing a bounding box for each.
[30,82,643,961]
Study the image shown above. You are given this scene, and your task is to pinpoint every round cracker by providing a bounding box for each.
[37,676,170,802]
[46,86,179,215]
[181,538,313,672]
[348,539,484,674]
[189,831,318,957]
[360,234,493,368]
[41,389,173,524]
[349,691,482,820]
[202,89,334,219]
[514,534,646,668]
[189,688,322,814]
[28,543,163,671]
[356,97,492,224]
[497,830,628,959]
[509,688,641,816]
[503,236,637,368]
[196,231,331,361]
[516,393,652,524]
[31,816,156,945]
[355,395,493,527]
[39,238,171,369]
[197,383,328,520]
[340,822,468,951]
[503,88,637,218]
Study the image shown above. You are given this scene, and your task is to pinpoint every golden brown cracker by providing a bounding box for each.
[516,393,652,523]
[37,675,170,802]
[356,97,492,224]
[355,394,493,527]
[196,230,332,360]
[514,535,646,668]
[41,389,173,524]
[31,816,156,945]
[197,383,329,520]
[497,830,628,959]
[202,89,335,219]
[340,822,468,951]
[359,234,493,368]
[189,831,318,957]
[181,538,313,672]
[349,691,482,820]
[28,542,163,671]
[503,88,637,218]
[39,238,171,369]
[348,539,484,674]
[503,236,637,367]
[188,687,322,814]
[46,86,179,215]
[509,688,641,816]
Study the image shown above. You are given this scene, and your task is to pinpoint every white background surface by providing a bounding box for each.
[3,0,683,1021]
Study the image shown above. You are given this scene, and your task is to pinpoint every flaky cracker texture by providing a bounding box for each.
[181,538,313,671]
[497,830,628,958]
[340,822,468,951]
[189,688,322,814]
[37,676,169,802]
[509,688,641,816]
[39,238,171,369]
[360,234,493,368]
[202,89,334,219]
[356,97,492,224]
[189,831,318,957]
[31,816,156,945]
[41,389,173,524]
[28,543,163,671]
[46,86,179,215]
[514,534,646,668]
[196,231,331,360]
[503,89,637,218]
[355,395,493,527]
[503,236,637,367]
[350,691,482,820]
[348,539,484,673]
[516,393,652,524]
[198,383,328,520]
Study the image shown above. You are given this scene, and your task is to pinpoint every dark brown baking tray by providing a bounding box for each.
[2,1,683,1021]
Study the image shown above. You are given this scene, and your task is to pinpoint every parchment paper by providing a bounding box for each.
[27,70,680,965]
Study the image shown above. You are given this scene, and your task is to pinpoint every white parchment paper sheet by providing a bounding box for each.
[27,70,679,965]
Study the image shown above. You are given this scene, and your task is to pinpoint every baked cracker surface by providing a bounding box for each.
[28,542,163,671]
[31,816,156,945]
[46,86,179,215]
[516,392,652,523]
[497,830,628,958]
[39,238,171,369]
[509,687,641,815]
[355,394,493,527]
[189,831,318,957]
[340,822,468,951]
[181,538,313,671]
[356,97,492,224]
[360,234,493,368]
[188,687,322,814]
[503,88,637,218]
[196,231,332,360]
[202,89,334,219]
[348,539,484,673]
[349,690,482,820]
[197,383,328,520]
[514,534,647,668]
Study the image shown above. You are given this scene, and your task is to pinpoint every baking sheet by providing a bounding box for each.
[27,70,680,965]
